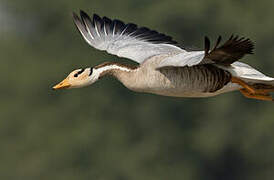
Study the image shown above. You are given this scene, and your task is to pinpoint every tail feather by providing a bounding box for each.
[217,61,274,85]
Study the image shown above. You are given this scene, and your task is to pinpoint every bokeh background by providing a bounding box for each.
[1,0,274,179]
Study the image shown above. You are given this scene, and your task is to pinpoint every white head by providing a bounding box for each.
[53,62,134,90]
[53,67,100,90]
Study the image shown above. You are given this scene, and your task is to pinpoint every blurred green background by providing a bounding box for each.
[1,0,274,179]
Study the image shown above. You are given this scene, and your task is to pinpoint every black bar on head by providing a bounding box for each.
[89,67,93,76]
[74,68,85,77]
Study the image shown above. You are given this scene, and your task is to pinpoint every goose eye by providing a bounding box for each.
[74,69,84,77]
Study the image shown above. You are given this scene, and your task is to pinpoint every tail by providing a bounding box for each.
[230,62,274,85]
[218,62,274,101]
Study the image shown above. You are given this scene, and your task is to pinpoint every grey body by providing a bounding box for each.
[112,55,240,97]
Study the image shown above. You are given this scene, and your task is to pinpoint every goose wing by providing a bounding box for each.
[73,11,185,64]
[157,35,254,68]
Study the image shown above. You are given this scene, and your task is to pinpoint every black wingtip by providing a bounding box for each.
[247,39,255,54]
[93,13,102,23]
[72,12,82,28]
[71,11,179,45]
[72,12,79,20]
[80,10,92,21]
[213,36,222,50]
[80,10,87,16]
[229,34,234,40]
[206,35,255,65]
[93,13,100,18]
[204,36,210,55]
[77,10,100,21]
[235,36,255,55]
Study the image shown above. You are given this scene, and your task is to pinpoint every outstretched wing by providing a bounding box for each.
[73,10,185,63]
[157,35,254,68]
[204,35,254,65]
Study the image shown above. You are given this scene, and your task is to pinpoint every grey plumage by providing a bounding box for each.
[69,11,274,99]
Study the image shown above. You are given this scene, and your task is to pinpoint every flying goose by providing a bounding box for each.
[53,10,274,101]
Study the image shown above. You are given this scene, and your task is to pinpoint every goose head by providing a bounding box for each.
[53,67,98,90]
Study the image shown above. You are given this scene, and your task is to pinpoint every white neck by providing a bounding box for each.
[92,63,136,80]
[96,64,131,74]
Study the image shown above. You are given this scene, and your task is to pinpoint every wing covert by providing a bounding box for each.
[73,10,185,63]
[157,35,254,69]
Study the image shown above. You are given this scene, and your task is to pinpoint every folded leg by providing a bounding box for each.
[240,89,273,101]
[231,77,273,101]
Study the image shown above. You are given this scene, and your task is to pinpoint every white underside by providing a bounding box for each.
[143,82,240,98]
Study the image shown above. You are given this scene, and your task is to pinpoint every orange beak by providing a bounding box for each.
[52,78,71,90]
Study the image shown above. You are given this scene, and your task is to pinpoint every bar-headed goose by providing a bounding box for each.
[53,10,274,101]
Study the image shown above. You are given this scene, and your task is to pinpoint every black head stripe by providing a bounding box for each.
[89,67,93,76]
[74,68,85,77]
